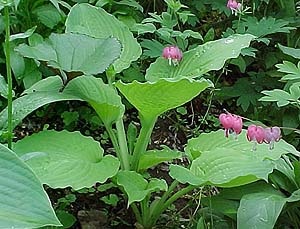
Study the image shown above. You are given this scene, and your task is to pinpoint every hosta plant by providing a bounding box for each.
[1,2,298,228]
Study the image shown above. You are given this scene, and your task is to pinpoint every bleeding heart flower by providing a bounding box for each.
[246,125,265,144]
[264,126,281,150]
[162,46,183,66]
[227,0,242,14]
[219,113,243,138]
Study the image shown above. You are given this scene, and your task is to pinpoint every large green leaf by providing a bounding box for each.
[15,33,121,75]
[0,76,79,133]
[65,3,141,73]
[237,192,286,229]
[0,144,61,228]
[170,147,274,188]
[116,78,212,120]
[13,130,120,190]
[63,76,125,126]
[145,34,255,81]
[186,130,300,160]
[116,170,167,206]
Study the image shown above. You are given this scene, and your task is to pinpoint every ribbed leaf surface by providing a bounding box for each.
[0,144,61,228]
[66,3,141,73]
[13,130,120,190]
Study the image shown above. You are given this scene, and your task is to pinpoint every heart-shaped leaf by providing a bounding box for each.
[0,144,61,228]
[186,130,300,160]
[145,34,255,81]
[15,33,121,75]
[116,78,212,120]
[63,76,125,126]
[13,130,120,190]
[66,3,141,73]
[116,170,167,206]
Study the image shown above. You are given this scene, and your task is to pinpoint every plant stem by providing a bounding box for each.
[131,203,143,224]
[4,6,13,149]
[106,125,125,170]
[131,115,156,171]
[116,119,130,170]
[146,184,195,228]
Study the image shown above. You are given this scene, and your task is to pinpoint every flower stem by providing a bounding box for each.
[4,6,13,149]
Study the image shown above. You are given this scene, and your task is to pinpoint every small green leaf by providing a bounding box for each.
[0,144,61,228]
[169,164,204,186]
[66,3,141,73]
[278,43,300,59]
[138,147,182,170]
[116,171,167,206]
[260,89,292,107]
[145,34,255,81]
[237,192,286,229]
[10,26,37,41]
[33,4,62,29]
[13,130,120,190]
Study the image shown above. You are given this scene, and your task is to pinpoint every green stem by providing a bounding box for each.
[106,125,125,170]
[115,119,130,170]
[131,115,157,171]
[4,6,13,149]
[131,203,143,224]
[147,184,195,227]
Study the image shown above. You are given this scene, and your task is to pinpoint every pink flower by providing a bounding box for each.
[264,126,281,150]
[219,113,243,138]
[246,125,265,144]
[162,46,183,66]
[227,0,242,13]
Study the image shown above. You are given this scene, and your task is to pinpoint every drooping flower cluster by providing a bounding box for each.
[219,113,281,150]
[162,46,183,66]
[219,113,243,138]
[227,0,242,15]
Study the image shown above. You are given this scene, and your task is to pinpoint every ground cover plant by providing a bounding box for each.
[0,0,300,228]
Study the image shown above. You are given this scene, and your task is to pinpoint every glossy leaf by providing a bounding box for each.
[145,34,255,81]
[63,76,125,126]
[237,193,286,229]
[13,130,120,190]
[138,147,182,171]
[116,170,167,206]
[116,78,212,120]
[66,3,141,73]
[0,144,61,228]
[186,130,300,160]
[16,33,121,75]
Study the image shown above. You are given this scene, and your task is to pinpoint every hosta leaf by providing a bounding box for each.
[66,3,141,73]
[0,76,79,133]
[0,144,61,228]
[63,76,125,126]
[13,130,120,190]
[116,78,212,120]
[145,34,255,81]
[190,148,274,187]
[169,164,204,186]
[16,33,121,75]
[237,192,286,229]
[138,147,182,171]
[116,171,167,206]
[287,189,300,202]
[186,130,299,160]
